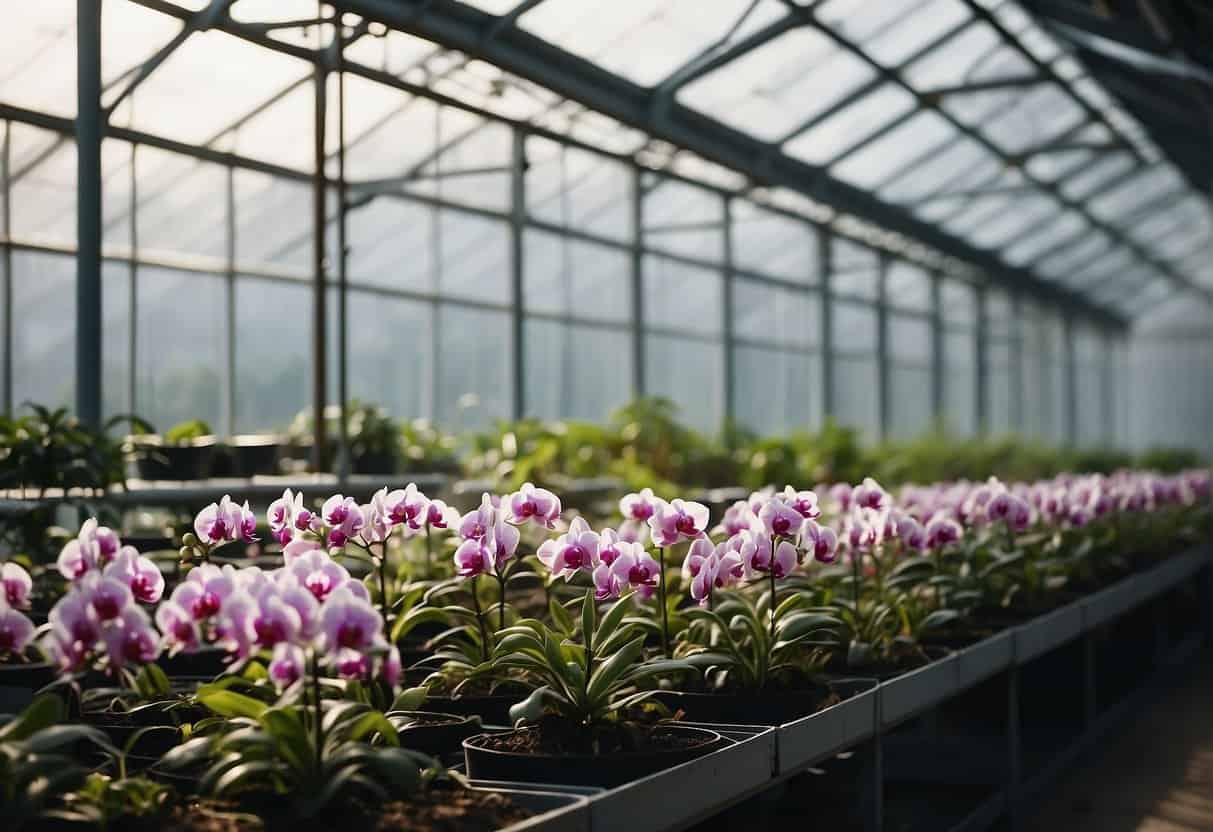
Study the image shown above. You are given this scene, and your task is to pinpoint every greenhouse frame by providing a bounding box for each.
[3,0,1210,464]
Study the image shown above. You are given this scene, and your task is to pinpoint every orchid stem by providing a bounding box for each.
[376,542,390,632]
[311,650,323,772]
[658,547,670,659]
[470,575,489,662]
[425,523,433,577]
[496,567,507,631]
[769,535,778,640]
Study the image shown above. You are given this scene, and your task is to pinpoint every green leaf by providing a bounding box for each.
[198,689,269,719]
[581,589,596,652]
[509,686,556,725]
[778,612,843,641]
[0,694,65,742]
[548,597,574,635]
[348,712,399,746]
[586,635,646,703]
[390,687,428,712]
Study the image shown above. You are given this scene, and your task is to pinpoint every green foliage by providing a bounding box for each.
[399,419,461,474]
[499,590,698,726]
[288,401,400,462]
[164,419,214,444]
[680,591,842,691]
[60,773,173,828]
[162,697,435,818]
[1137,446,1204,473]
[0,695,118,831]
[0,403,147,494]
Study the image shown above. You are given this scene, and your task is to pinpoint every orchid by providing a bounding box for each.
[43,579,160,675]
[647,498,709,547]
[536,517,600,581]
[1,563,32,609]
[102,547,165,604]
[619,487,658,522]
[505,482,561,529]
[0,598,35,656]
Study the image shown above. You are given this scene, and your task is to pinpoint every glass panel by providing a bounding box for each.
[940,279,976,326]
[902,21,1004,89]
[411,119,511,213]
[886,261,932,312]
[526,319,633,422]
[345,196,433,292]
[879,137,994,204]
[8,124,76,246]
[137,147,228,262]
[942,328,976,436]
[234,171,314,274]
[523,231,631,322]
[985,341,1014,434]
[963,194,1062,249]
[831,238,880,299]
[643,254,724,335]
[102,261,131,419]
[11,251,75,410]
[733,278,819,348]
[438,211,510,304]
[520,0,787,87]
[136,267,225,432]
[734,345,819,434]
[1001,211,1087,267]
[888,364,933,440]
[1058,152,1135,202]
[889,314,932,363]
[235,277,312,433]
[831,300,878,353]
[783,84,917,165]
[526,138,631,241]
[860,0,971,67]
[644,178,723,261]
[831,354,880,442]
[832,111,956,189]
[732,203,819,283]
[680,27,879,142]
[437,304,511,428]
[0,1,77,118]
[644,333,725,433]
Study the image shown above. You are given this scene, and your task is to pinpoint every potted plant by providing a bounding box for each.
[463,588,721,787]
[285,403,400,475]
[129,420,217,481]
[0,562,53,713]
[213,433,283,479]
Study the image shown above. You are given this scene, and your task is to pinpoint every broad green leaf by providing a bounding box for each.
[198,689,269,719]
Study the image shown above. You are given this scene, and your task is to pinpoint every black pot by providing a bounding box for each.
[353,449,398,475]
[423,694,521,727]
[226,436,282,478]
[130,439,216,481]
[0,661,55,714]
[655,678,872,726]
[83,712,185,758]
[463,724,723,788]
[157,647,228,679]
[389,710,482,756]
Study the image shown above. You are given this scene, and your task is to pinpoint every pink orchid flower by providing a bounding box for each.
[759,497,804,538]
[103,547,165,604]
[321,587,383,655]
[156,601,201,654]
[1,563,32,609]
[802,519,839,564]
[101,605,160,669]
[0,600,35,655]
[385,483,430,531]
[619,488,658,522]
[194,495,248,545]
[269,642,305,689]
[537,517,600,581]
[322,495,365,548]
[506,482,561,529]
[781,487,821,520]
[648,499,710,547]
[459,494,496,541]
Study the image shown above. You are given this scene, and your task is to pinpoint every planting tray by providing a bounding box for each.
[954,629,1015,689]
[881,652,961,728]
[467,782,594,832]
[776,678,879,773]
[1013,600,1085,663]
[585,725,776,832]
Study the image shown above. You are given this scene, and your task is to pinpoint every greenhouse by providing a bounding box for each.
[0,1,1211,830]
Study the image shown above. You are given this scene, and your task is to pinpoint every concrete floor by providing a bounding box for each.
[1025,648,1213,831]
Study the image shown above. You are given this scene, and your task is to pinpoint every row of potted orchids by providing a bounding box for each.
[0,466,1207,827]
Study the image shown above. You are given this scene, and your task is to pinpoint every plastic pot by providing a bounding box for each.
[157,647,228,679]
[130,437,216,481]
[0,661,55,714]
[654,680,836,725]
[389,710,482,756]
[424,694,521,727]
[464,724,724,788]
[226,435,282,478]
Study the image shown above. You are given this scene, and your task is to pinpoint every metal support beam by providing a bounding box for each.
[722,195,736,436]
[223,165,236,438]
[819,228,833,419]
[336,49,350,481]
[975,284,989,434]
[1011,293,1025,433]
[631,167,646,398]
[311,58,328,471]
[876,253,890,440]
[930,271,944,424]
[336,0,1129,329]
[128,143,138,417]
[1,120,12,416]
[510,127,526,420]
[76,0,103,428]
[920,74,1045,99]
[1062,313,1078,445]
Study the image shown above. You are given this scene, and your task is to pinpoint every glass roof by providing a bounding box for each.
[1,0,1210,316]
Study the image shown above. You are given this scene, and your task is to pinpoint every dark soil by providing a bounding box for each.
[475,716,711,756]
[372,790,533,832]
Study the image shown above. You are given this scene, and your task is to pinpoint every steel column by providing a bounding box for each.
[1,120,12,417]
[976,284,989,434]
[1062,313,1078,445]
[876,253,890,440]
[722,195,735,436]
[76,0,103,428]
[631,167,645,397]
[510,127,526,420]
[128,143,138,417]
[223,166,236,438]
[930,271,944,424]
[336,52,350,479]
[819,228,833,419]
[311,59,328,471]
[1010,294,1025,433]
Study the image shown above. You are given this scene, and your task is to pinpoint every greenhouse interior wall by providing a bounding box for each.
[0,0,1210,459]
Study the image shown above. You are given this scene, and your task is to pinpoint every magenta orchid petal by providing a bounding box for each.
[321,587,383,655]
[619,488,657,522]
[156,601,201,654]
[269,642,305,689]
[1,563,33,609]
[506,482,562,529]
[0,601,35,655]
